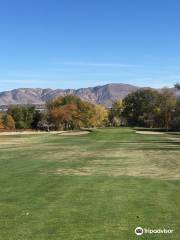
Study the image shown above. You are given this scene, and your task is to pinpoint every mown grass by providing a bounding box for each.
[0,128,179,239]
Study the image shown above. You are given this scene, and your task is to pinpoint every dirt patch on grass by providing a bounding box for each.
[136,131,164,135]
[54,148,180,180]
[168,137,180,142]
[0,131,62,136]
[56,168,93,176]
[0,130,90,136]
[55,164,180,179]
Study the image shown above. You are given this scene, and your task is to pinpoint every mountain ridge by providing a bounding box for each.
[0,83,179,107]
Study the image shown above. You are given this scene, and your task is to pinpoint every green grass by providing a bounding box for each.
[0,128,180,240]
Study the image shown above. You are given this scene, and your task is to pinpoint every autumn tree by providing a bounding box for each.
[0,114,5,130]
[0,113,15,130]
[49,103,81,130]
[47,95,108,130]
[47,95,89,130]
[0,121,4,130]
[89,105,108,127]
[47,95,82,110]
[108,100,125,126]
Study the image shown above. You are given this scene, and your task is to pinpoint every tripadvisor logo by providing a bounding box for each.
[135,227,143,236]
[134,226,174,236]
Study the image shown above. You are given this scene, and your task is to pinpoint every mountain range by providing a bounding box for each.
[0,83,179,107]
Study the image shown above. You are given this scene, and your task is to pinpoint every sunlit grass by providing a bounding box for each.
[0,128,179,239]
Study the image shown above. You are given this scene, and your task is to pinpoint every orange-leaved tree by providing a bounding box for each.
[49,103,81,130]
[0,113,15,130]
[46,95,108,130]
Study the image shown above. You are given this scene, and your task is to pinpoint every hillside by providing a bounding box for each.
[0,84,139,107]
[0,83,179,107]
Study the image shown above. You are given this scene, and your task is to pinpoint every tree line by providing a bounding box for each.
[109,88,180,131]
[0,95,108,131]
[0,87,179,131]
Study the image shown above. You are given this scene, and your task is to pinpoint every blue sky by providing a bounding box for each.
[0,0,180,91]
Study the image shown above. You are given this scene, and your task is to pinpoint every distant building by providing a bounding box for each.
[0,104,46,112]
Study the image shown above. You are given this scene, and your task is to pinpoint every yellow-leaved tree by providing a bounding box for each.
[89,105,108,127]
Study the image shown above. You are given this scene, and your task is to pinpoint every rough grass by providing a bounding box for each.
[0,128,179,239]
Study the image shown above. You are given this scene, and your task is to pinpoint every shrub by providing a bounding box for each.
[0,114,15,130]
